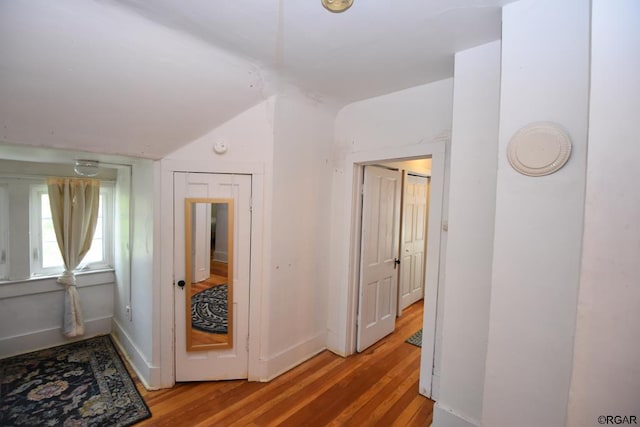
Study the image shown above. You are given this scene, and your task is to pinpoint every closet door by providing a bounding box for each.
[398,174,430,313]
[174,172,251,381]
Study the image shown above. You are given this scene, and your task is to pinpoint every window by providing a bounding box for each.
[29,183,114,276]
[0,158,122,283]
[0,185,8,280]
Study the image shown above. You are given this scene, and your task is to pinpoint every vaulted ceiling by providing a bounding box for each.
[0,0,516,159]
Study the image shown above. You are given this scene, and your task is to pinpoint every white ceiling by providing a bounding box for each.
[0,0,515,159]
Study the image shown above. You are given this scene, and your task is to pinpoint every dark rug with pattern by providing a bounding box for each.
[191,284,228,334]
[0,335,150,427]
[406,329,423,347]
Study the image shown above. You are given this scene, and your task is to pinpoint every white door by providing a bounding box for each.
[398,174,430,313]
[357,166,401,352]
[192,203,212,283]
[174,172,251,381]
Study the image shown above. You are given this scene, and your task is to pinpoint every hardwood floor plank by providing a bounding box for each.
[326,350,419,425]
[197,354,344,426]
[142,382,247,426]
[281,343,418,426]
[377,377,424,425]
[389,393,432,427]
[133,300,433,426]
[359,368,421,425]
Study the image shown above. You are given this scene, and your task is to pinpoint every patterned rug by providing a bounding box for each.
[406,329,423,347]
[0,335,150,427]
[191,284,228,334]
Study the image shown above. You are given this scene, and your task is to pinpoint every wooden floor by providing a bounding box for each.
[133,300,433,426]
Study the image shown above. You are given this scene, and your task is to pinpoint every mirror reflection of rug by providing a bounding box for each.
[191,284,228,334]
[0,335,150,427]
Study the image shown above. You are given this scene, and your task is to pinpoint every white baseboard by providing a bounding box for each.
[433,402,480,427]
[111,318,161,390]
[430,372,441,400]
[258,332,326,382]
[0,316,112,359]
[325,330,349,357]
[213,251,228,263]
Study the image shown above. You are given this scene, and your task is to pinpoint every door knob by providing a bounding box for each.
[177,280,185,288]
[394,258,401,269]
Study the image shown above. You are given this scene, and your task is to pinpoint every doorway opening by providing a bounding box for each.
[345,139,447,400]
[354,160,431,352]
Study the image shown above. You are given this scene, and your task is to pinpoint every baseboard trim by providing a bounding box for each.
[111,318,161,390]
[326,330,349,357]
[0,316,112,359]
[433,402,480,427]
[259,332,326,382]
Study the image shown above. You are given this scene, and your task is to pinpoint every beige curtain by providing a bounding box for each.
[47,178,100,338]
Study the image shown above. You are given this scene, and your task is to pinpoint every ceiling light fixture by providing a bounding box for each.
[74,160,100,177]
[321,0,353,13]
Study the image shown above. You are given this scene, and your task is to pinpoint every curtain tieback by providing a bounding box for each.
[57,270,77,286]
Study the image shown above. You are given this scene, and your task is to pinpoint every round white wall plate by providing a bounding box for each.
[507,122,572,177]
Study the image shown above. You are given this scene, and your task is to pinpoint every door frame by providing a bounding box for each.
[158,159,266,388]
[344,138,447,399]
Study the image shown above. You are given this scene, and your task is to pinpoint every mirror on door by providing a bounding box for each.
[184,198,234,351]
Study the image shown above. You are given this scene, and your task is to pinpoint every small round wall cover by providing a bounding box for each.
[507,122,572,177]
[213,140,228,154]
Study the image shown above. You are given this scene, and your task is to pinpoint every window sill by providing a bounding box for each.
[0,269,116,299]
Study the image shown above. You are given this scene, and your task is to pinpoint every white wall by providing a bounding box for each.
[0,273,114,358]
[328,78,453,356]
[158,98,275,386]
[432,41,501,427]
[162,98,276,166]
[263,88,338,377]
[334,79,453,157]
[567,1,640,425]
[482,1,590,426]
[158,91,338,384]
[111,159,157,387]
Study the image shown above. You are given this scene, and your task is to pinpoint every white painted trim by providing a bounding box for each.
[247,173,266,382]
[0,316,112,359]
[342,139,447,400]
[346,165,364,354]
[258,332,326,382]
[433,402,480,427]
[158,158,266,388]
[111,318,161,390]
[0,270,115,298]
[419,141,447,400]
[162,159,265,176]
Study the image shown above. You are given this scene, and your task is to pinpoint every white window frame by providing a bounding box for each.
[29,182,115,277]
[0,185,8,280]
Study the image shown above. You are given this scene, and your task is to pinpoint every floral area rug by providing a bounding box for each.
[0,335,150,427]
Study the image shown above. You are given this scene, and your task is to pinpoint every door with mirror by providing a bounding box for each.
[174,172,251,381]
